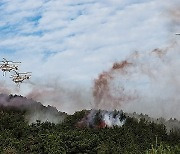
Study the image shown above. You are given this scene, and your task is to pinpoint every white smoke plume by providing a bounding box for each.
[25,80,93,114]
[77,110,126,128]
[103,111,125,127]
[0,93,66,124]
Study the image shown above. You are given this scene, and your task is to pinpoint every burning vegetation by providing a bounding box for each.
[76,110,126,128]
[0,104,180,153]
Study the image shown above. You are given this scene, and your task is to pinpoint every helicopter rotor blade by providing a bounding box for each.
[1,58,21,64]
[19,72,32,74]
[12,62,21,64]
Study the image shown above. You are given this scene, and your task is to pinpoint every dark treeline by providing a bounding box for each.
[0,106,180,154]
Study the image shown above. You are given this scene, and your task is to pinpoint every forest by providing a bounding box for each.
[0,104,180,154]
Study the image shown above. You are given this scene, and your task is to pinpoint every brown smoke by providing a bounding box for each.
[151,42,177,58]
[93,41,180,119]
[93,60,136,110]
[112,61,132,70]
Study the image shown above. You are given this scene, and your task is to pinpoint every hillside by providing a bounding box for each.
[0,94,180,153]
[0,94,67,124]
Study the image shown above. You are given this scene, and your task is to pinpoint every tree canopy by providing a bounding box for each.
[0,106,179,154]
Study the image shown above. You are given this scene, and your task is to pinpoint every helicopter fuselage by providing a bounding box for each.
[13,77,24,83]
[0,64,17,72]
[12,75,30,83]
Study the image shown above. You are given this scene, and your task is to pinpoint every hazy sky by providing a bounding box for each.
[0,0,179,114]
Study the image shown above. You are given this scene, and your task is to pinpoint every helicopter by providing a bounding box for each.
[10,71,32,86]
[175,33,180,35]
[0,58,21,76]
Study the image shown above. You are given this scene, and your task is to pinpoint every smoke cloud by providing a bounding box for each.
[93,41,180,119]
[0,1,179,122]
[0,81,12,94]
[26,80,93,114]
[0,93,66,124]
[77,110,126,128]
[92,2,180,119]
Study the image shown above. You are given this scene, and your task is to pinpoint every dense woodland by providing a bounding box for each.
[0,106,180,154]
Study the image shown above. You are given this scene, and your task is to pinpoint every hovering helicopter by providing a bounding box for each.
[175,33,180,35]
[0,58,21,76]
[10,71,32,86]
